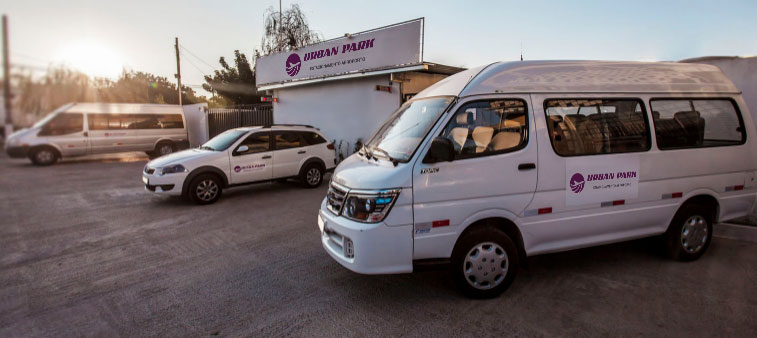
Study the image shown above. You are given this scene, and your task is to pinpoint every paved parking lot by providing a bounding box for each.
[1,152,756,337]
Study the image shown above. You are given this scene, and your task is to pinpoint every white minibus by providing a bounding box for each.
[4,103,189,165]
[317,61,757,298]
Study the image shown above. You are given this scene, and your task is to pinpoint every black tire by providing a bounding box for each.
[664,203,713,261]
[300,163,324,188]
[188,173,223,205]
[154,141,176,158]
[450,226,519,299]
[29,147,59,166]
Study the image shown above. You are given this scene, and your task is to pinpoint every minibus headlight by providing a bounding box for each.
[156,164,187,175]
[342,189,400,223]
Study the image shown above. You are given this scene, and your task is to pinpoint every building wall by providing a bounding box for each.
[273,74,400,155]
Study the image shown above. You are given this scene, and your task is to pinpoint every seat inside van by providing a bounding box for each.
[653,110,705,148]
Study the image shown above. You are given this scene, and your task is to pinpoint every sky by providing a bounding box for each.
[3,0,757,96]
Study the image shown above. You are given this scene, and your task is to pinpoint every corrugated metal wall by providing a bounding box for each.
[207,104,273,138]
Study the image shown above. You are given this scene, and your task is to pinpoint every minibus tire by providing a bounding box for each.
[300,163,324,188]
[451,227,518,299]
[154,141,176,157]
[188,173,223,205]
[29,147,59,166]
[665,203,713,261]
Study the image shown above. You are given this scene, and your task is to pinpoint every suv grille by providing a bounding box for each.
[327,182,347,215]
[144,166,155,175]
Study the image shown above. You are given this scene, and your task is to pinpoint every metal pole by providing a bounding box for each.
[174,37,182,106]
[2,15,12,137]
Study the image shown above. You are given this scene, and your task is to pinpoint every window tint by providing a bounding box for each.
[236,133,270,155]
[650,99,745,149]
[300,132,327,145]
[158,114,184,129]
[40,113,83,136]
[439,99,527,159]
[132,114,160,129]
[274,132,304,150]
[545,99,650,156]
[87,113,183,130]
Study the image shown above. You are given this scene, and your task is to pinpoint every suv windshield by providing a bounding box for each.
[366,96,454,162]
[200,129,248,151]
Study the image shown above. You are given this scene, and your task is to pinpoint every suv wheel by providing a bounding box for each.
[188,174,223,205]
[451,227,518,298]
[29,147,59,166]
[665,203,713,261]
[301,163,324,188]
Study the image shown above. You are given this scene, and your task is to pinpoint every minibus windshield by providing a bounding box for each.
[32,112,59,129]
[365,96,454,162]
[200,129,247,151]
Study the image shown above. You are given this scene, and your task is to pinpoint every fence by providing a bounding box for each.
[207,104,273,138]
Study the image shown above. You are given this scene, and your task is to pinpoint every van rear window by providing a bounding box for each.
[545,99,651,156]
[650,99,745,149]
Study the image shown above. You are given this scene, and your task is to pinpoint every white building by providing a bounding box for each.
[255,19,463,155]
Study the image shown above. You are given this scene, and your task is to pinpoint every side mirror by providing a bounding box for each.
[423,137,454,164]
[236,145,249,154]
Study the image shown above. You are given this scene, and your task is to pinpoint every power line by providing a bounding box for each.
[179,45,217,71]
[181,50,209,77]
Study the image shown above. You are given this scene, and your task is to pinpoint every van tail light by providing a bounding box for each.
[327,143,335,150]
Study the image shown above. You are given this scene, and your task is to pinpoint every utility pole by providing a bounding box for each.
[174,37,182,106]
[279,0,283,52]
[2,15,12,139]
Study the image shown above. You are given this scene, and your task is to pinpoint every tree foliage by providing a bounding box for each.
[202,50,261,105]
[261,4,322,55]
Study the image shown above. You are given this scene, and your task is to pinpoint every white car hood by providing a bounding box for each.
[147,148,215,167]
[331,154,412,190]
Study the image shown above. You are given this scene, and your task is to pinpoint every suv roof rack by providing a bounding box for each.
[263,123,319,130]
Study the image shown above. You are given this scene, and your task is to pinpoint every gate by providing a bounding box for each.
[207,104,273,138]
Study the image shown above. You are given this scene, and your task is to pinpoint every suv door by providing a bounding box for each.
[272,131,307,178]
[412,96,538,260]
[229,132,273,184]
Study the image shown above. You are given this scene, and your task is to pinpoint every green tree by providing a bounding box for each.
[202,50,261,105]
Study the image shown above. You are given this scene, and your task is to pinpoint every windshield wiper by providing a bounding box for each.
[372,147,398,167]
[199,145,215,151]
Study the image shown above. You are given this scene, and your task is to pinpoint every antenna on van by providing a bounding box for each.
[520,42,523,61]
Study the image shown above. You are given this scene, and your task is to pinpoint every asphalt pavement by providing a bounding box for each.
[1,152,756,337]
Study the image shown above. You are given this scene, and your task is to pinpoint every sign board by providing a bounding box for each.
[255,19,423,86]
[565,157,640,206]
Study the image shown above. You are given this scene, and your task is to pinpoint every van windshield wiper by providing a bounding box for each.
[359,144,374,160]
[372,147,398,166]
[199,145,215,151]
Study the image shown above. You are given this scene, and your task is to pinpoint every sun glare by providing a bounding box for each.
[56,40,125,79]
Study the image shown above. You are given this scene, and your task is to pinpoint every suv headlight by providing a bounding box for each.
[156,164,187,176]
[342,189,401,223]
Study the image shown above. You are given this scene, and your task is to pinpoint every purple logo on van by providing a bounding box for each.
[570,173,585,193]
[285,53,301,77]
[234,165,242,173]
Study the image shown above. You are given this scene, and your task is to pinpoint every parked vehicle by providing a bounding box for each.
[317,60,757,298]
[4,103,189,165]
[143,124,336,204]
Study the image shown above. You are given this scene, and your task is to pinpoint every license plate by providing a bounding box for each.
[142,176,149,185]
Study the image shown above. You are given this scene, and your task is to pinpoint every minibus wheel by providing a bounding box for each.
[155,141,176,157]
[300,163,324,188]
[451,227,518,298]
[665,203,713,261]
[29,147,59,166]
[188,173,223,205]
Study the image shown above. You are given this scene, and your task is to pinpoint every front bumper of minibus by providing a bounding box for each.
[317,198,413,274]
[142,171,186,196]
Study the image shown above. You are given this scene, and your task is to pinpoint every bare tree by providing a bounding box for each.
[261,4,322,55]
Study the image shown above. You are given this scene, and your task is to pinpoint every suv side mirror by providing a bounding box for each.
[236,145,249,154]
[423,137,454,164]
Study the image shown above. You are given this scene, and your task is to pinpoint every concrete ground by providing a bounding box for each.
[1,152,756,337]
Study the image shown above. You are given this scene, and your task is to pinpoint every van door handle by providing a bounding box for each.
[262,155,272,159]
[297,150,306,154]
[518,163,536,171]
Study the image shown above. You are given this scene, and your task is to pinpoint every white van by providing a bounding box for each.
[317,61,757,298]
[4,103,188,165]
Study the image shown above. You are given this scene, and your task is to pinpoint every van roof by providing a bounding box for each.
[62,103,185,114]
[414,60,739,99]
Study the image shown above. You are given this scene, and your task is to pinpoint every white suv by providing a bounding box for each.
[143,125,336,204]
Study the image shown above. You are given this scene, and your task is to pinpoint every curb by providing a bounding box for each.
[714,223,757,244]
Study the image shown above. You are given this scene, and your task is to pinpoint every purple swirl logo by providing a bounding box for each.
[234,165,241,173]
[570,173,585,194]
[285,53,301,77]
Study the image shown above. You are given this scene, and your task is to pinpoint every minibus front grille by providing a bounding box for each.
[327,183,347,215]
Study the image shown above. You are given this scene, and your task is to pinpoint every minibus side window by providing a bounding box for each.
[438,99,528,160]
[544,99,651,156]
[650,98,745,149]
[39,113,83,136]
[158,114,184,129]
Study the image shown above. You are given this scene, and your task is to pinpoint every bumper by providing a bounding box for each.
[317,198,413,274]
[5,145,29,158]
[142,171,186,196]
